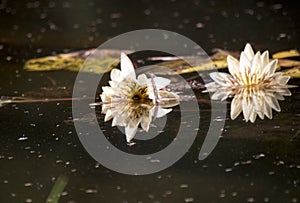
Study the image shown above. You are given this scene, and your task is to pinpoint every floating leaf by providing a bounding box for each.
[23,48,300,78]
[278,59,300,68]
[283,66,300,78]
[272,50,300,59]
[24,49,131,73]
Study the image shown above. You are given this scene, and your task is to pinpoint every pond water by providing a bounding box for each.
[0,0,299,202]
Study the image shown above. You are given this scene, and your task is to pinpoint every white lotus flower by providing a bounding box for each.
[101,53,179,142]
[205,43,291,122]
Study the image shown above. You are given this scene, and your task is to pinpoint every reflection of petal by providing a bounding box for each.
[112,116,126,127]
[230,95,242,120]
[242,96,253,122]
[249,111,257,123]
[120,52,136,80]
[252,92,265,120]
[158,90,180,108]
[263,92,281,112]
[125,126,137,142]
[141,116,152,132]
[153,107,172,118]
[104,109,113,121]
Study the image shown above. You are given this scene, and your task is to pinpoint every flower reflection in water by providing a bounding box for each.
[205,43,293,122]
[100,53,179,143]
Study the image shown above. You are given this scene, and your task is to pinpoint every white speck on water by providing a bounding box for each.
[195,22,204,28]
[268,171,275,176]
[225,168,233,172]
[219,190,226,198]
[263,197,270,202]
[292,198,298,203]
[150,159,160,163]
[85,189,98,194]
[253,153,265,159]
[61,191,68,196]
[56,159,63,164]
[24,182,33,187]
[180,184,188,189]
[18,135,28,141]
[148,194,154,199]
[162,190,172,197]
[95,163,100,168]
[184,197,194,202]
[271,4,283,10]
[231,192,238,197]
[247,197,255,202]
[25,198,32,203]
[241,160,252,165]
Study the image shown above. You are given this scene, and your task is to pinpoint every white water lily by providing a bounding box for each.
[101,53,179,142]
[205,43,291,122]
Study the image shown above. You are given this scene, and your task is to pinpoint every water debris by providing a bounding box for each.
[46,175,69,203]
[0,96,92,108]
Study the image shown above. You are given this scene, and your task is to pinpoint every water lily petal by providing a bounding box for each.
[120,52,136,80]
[110,68,123,82]
[211,90,230,101]
[227,55,240,76]
[244,43,255,61]
[275,75,290,85]
[102,86,114,95]
[266,59,278,78]
[209,72,232,86]
[137,74,148,85]
[251,51,261,76]
[153,77,171,89]
[261,51,269,68]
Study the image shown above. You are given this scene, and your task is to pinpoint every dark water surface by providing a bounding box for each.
[0,0,299,202]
